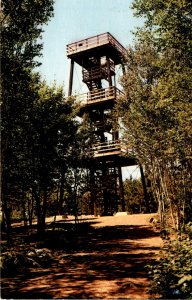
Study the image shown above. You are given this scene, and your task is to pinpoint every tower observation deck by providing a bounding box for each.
[66,32,136,215]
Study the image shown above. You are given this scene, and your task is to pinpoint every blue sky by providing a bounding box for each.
[38,0,143,91]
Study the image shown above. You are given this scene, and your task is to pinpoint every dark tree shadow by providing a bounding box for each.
[1,218,161,299]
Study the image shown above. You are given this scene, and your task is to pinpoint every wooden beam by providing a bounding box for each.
[107,56,113,87]
[68,59,74,96]
[118,166,125,211]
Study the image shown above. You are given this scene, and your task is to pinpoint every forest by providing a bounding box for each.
[1,0,192,299]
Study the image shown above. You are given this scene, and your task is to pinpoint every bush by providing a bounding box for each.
[148,234,192,299]
[1,248,56,276]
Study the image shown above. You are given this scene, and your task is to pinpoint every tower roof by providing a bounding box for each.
[66,32,126,66]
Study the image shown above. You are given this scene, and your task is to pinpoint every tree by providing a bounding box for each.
[60,113,95,218]
[124,177,143,213]
[115,0,192,230]
[1,0,54,234]
[1,0,95,235]
[29,83,78,233]
[124,176,156,214]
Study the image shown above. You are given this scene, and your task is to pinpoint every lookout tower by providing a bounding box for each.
[66,33,136,215]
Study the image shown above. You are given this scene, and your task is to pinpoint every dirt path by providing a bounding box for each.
[2,213,163,299]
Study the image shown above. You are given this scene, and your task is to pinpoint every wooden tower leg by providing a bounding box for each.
[118,166,125,211]
[102,162,108,215]
[90,168,96,215]
[107,56,112,87]
[114,167,118,213]
[68,59,74,96]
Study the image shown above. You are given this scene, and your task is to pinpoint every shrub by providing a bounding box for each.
[148,233,192,299]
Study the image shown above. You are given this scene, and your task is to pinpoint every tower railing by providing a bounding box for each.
[76,86,122,106]
[67,32,126,57]
[90,140,134,158]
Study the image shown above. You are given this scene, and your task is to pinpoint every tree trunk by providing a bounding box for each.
[28,189,35,226]
[59,168,65,214]
[35,189,44,234]
[2,205,12,242]
[40,188,48,234]
[140,165,150,213]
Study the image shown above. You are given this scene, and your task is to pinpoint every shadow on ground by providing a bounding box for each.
[1,218,161,299]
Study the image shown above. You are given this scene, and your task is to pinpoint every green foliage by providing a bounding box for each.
[1,0,53,187]
[1,0,76,232]
[124,178,144,213]
[1,0,54,68]
[115,0,192,230]
[1,248,56,275]
[124,177,156,213]
[132,0,192,59]
[148,234,192,298]
[121,3,192,296]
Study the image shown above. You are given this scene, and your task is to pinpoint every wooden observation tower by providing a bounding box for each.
[67,32,136,215]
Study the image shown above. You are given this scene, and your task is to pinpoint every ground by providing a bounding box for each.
[1,213,163,299]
